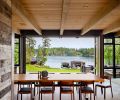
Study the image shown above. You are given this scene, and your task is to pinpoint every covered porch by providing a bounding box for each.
[0,0,120,100]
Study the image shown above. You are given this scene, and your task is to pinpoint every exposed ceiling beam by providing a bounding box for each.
[60,0,71,35]
[115,31,120,36]
[81,0,120,35]
[103,18,120,34]
[12,22,20,34]
[12,28,20,34]
[12,0,42,35]
[3,0,11,7]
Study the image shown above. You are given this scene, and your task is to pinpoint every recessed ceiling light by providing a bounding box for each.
[19,23,26,26]
[83,3,88,8]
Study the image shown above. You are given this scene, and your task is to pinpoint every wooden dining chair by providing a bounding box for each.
[38,81,55,100]
[79,81,95,100]
[17,81,33,100]
[59,81,74,100]
[34,72,56,96]
[95,76,113,99]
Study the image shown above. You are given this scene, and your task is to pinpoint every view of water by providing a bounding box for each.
[45,56,94,68]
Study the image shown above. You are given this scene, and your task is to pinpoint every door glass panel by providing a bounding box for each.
[104,45,113,77]
[115,43,120,78]
[14,38,19,65]
[115,45,120,66]
[115,38,120,44]
[104,39,112,43]
[104,45,113,68]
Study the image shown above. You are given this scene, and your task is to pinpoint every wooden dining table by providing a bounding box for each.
[14,73,104,83]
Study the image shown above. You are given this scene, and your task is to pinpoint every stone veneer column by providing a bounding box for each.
[0,0,12,100]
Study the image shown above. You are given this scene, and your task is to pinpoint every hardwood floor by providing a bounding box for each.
[14,82,120,100]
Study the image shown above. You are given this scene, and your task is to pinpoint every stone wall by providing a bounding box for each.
[0,0,12,100]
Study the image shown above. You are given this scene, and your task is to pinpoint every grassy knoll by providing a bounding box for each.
[26,64,80,73]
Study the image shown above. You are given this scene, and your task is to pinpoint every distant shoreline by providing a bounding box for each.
[45,56,94,68]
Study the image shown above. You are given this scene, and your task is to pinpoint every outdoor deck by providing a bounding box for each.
[14,80,120,100]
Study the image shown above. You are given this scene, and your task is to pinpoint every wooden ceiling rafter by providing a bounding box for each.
[12,22,20,34]
[3,0,11,7]
[115,31,120,36]
[12,0,42,35]
[12,28,20,34]
[60,0,71,35]
[81,0,120,35]
[103,18,120,34]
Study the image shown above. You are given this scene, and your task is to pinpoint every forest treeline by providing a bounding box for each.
[36,47,94,57]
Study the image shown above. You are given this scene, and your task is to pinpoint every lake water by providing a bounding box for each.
[45,56,94,68]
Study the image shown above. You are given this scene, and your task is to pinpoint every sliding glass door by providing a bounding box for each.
[104,38,114,77]
[104,37,120,78]
[115,38,120,78]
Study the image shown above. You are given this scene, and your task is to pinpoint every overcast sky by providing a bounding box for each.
[34,37,95,49]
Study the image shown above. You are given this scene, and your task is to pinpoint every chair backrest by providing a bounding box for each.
[39,81,54,86]
[81,81,94,90]
[18,81,32,91]
[101,76,112,85]
[59,81,74,86]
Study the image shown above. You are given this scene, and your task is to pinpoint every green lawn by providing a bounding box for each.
[26,64,80,73]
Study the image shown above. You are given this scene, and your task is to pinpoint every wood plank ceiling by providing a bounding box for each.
[12,0,120,36]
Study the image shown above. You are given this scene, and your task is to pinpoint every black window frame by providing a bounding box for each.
[104,36,120,78]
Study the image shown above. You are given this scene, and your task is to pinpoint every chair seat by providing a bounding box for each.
[81,87,94,93]
[61,87,73,93]
[96,83,111,88]
[19,88,32,93]
[40,87,54,93]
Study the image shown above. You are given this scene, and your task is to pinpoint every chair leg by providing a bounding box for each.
[84,93,86,99]
[104,88,106,99]
[34,86,35,96]
[111,87,113,98]
[101,87,103,94]
[90,93,91,100]
[95,86,97,96]
[41,93,42,100]
[31,93,32,100]
[39,93,40,100]
[81,93,82,100]
[37,87,39,94]
[60,93,61,100]
[73,89,74,100]
[21,94,22,100]
[17,94,19,100]
[71,94,72,100]
[79,89,80,100]
[94,93,95,100]
[52,93,54,100]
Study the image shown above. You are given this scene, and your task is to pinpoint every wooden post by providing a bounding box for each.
[100,34,104,76]
[95,34,104,76]
[20,33,26,74]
